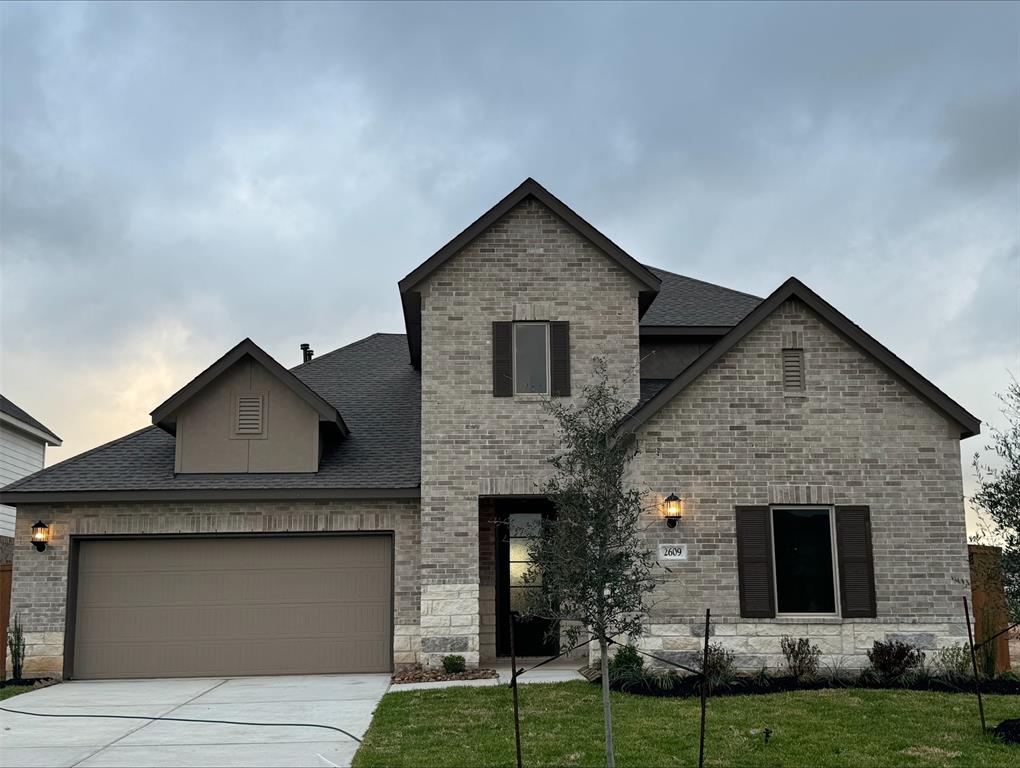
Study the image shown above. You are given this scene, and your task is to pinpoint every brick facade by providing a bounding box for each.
[632,298,971,667]
[417,197,642,665]
[9,499,419,677]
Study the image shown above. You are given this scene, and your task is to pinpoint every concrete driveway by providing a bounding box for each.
[0,674,390,768]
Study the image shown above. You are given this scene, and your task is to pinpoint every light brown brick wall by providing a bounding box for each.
[9,498,420,677]
[417,197,643,664]
[632,298,971,667]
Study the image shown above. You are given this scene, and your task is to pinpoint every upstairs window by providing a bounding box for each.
[513,322,549,395]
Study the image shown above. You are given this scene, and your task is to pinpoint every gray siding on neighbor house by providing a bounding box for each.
[1,422,47,539]
[9,498,421,678]
[417,197,644,665]
[632,298,970,667]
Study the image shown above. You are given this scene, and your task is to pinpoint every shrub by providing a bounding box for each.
[441,655,466,674]
[8,613,26,680]
[867,640,924,680]
[608,643,644,681]
[699,643,736,688]
[780,636,822,679]
[931,645,973,679]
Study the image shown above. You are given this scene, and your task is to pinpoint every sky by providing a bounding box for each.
[1,1,1017,533]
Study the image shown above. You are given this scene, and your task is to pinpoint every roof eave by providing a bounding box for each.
[0,486,421,505]
[0,411,62,446]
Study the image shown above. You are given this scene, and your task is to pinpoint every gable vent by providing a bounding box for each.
[782,348,805,391]
[235,394,264,436]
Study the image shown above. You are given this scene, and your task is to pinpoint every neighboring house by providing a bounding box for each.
[0,179,980,681]
[0,396,61,563]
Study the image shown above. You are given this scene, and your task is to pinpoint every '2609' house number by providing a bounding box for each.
[658,543,688,561]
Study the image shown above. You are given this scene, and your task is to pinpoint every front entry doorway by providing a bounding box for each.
[495,498,559,657]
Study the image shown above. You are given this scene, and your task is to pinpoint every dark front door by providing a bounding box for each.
[495,498,559,657]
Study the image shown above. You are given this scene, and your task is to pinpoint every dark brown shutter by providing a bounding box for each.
[735,506,776,618]
[835,505,877,618]
[492,322,513,397]
[550,321,571,397]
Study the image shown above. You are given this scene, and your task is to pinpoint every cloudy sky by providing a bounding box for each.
[1,2,1017,531]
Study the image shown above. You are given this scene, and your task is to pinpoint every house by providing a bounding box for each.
[0,179,980,680]
[0,396,61,564]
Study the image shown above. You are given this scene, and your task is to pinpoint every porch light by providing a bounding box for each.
[31,521,50,552]
[662,494,683,528]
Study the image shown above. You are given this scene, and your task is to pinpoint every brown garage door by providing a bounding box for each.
[71,535,392,679]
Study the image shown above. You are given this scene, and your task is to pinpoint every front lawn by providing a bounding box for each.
[353,681,1019,767]
[0,685,35,701]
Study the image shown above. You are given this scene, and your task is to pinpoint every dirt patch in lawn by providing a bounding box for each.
[900,746,962,760]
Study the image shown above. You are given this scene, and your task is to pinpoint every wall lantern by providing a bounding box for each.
[31,521,50,552]
[662,494,683,528]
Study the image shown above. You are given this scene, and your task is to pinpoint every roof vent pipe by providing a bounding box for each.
[300,343,313,363]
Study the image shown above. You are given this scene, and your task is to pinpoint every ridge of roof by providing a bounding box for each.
[623,277,981,439]
[643,264,764,302]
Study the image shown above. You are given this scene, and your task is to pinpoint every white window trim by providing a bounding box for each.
[512,321,551,396]
[770,506,841,619]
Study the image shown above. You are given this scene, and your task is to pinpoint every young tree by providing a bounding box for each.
[524,358,656,768]
[972,379,1020,622]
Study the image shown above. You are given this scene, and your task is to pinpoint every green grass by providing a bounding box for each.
[352,681,1019,767]
[0,685,35,701]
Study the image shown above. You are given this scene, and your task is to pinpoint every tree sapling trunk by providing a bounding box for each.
[599,636,615,768]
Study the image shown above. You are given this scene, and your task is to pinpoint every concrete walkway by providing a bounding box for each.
[0,674,390,768]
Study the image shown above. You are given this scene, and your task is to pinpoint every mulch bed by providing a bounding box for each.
[0,677,54,689]
[391,665,498,684]
[606,673,1020,699]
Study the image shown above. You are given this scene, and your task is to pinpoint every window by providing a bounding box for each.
[771,508,838,615]
[513,322,549,394]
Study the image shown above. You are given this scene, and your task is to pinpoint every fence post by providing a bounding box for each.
[963,597,986,734]
[509,613,524,768]
[698,608,711,768]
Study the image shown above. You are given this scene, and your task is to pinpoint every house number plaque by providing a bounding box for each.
[658,543,688,561]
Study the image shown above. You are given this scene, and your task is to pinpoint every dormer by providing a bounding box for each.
[150,339,348,473]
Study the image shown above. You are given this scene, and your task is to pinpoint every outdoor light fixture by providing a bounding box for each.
[663,494,683,528]
[31,521,50,552]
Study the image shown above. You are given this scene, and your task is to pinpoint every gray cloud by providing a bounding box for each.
[1,1,1017,532]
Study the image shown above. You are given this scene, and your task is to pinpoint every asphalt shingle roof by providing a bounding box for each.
[2,333,420,494]
[640,266,762,327]
[1,268,760,497]
[0,395,61,443]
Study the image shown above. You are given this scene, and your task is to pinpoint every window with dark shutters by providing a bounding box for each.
[835,506,878,618]
[492,322,513,397]
[550,321,571,397]
[735,506,776,618]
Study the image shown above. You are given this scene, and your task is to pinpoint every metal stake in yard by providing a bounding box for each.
[509,612,524,768]
[962,597,986,734]
[698,608,710,768]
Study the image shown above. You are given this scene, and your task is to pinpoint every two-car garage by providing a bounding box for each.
[67,535,393,679]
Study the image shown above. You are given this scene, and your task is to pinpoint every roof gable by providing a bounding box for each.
[398,178,662,367]
[623,277,980,439]
[150,338,348,437]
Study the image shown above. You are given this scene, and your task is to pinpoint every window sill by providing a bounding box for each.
[513,393,551,403]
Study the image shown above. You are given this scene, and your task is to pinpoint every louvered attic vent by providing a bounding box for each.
[782,348,805,391]
[234,394,265,436]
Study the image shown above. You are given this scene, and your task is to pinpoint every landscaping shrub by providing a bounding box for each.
[867,640,924,680]
[441,655,466,674]
[780,636,822,679]
[7,613,25,681]
[699,643,737,688]
[931,645,973,679]
[608,643,644,682]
